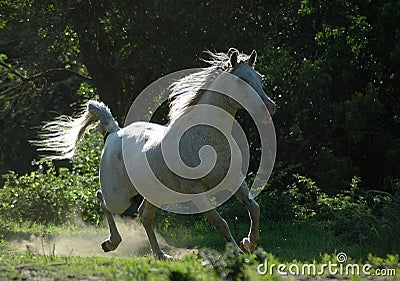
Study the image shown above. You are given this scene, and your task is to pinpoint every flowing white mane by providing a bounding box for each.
[168,49,251,121]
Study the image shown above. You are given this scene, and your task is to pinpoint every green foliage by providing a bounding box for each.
[0,132,103,225]
[0,62,88,185]
[0,253,221,281]
[70,131,103,225]
[1,165,75,223]
[1,0,400,194]
[261,0,400,192]
[259,174,400,255]
[200,245,250,281]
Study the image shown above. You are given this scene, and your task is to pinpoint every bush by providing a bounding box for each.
[200,244,250,281]
[258,174,400,254]
[0,132,103,225]
[1,165,76,224]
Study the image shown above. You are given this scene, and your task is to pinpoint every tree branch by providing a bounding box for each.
[0,61,27,80]
[30,68,93,83]
[0,67,93,96]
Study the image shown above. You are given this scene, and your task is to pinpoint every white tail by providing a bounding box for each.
[32,100,120,160]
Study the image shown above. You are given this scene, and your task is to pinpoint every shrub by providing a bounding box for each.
[200,244,250,281]
[259,173,324,221]
[258,174,400,254]
[0,132,103,225]
[1,164,76,224]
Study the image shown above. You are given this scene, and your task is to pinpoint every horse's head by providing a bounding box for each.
[229,50,276,116]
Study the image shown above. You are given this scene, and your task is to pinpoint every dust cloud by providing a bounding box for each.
[17,217,194,258]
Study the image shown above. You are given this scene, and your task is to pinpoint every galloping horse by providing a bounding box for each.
[34,49,276,259]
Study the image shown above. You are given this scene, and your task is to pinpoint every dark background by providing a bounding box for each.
[1,0,399,195]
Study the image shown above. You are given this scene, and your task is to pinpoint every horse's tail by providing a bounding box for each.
[32,100,120,160]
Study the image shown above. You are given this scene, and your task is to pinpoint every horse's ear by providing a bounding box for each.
[249,50,257,66]
[230,51,239,68]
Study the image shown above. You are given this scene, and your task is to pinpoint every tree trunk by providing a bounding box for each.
[69,1,124,121]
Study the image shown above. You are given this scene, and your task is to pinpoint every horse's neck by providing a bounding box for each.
[166,72,238,141]
[194,73,238,131]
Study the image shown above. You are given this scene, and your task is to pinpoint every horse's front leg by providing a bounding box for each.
[96,190,122,252]
[204,209,242,252]
[139,199,173,260]
[235,181,260,252]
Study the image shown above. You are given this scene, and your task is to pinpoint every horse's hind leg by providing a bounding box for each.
[204,209,241,251]
[235,181,260,252]
[96,190,122,252]
[139,199,173,260]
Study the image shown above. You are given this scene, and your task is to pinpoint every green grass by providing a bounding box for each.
[157,216,396,263]
[0,217,398,280]
[0,245,398,281]
[0,253,219,281]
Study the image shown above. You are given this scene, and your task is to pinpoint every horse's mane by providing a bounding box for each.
[168,48,250,121]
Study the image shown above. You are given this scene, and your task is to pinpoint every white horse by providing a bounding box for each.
[34,49,276,259]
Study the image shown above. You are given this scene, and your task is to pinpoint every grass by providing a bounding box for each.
[156,215,395,263]
[0,253,218,281]
[0,243,398,280]
[0,217,398,280]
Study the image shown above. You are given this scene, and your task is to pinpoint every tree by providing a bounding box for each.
[1,0,399,193]
[0,0,290,178]
[269,0,400,192]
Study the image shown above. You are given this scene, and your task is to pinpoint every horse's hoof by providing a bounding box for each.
[162,254,174,260]
[101,241,111,252]
[157,252,174,260]
[96,190,103,200]
[239,237,251,253]
[239,241,249,253]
